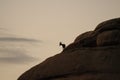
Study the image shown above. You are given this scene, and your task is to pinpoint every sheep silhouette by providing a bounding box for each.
[59,42,66,49]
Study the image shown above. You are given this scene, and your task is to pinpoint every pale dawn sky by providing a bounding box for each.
[0,0,120,80]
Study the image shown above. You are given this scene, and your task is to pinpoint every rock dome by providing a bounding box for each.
[18,18,120,80]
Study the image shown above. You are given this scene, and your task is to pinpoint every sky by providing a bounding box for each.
[0,0,120,80]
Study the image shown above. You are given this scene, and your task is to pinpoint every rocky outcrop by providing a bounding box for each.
[97,30,120,46]
[74,31,93,43]
[95,18,120,33]
[18,18,120,80]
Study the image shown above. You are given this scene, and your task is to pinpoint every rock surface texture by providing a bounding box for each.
[18,18,120,80]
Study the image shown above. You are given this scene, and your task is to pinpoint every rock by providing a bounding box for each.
[74,31,96,47]
[97,30,120,46]
[74,31,93,43]
[18,46,120,80]
[17,18,120,80]
[63,31,96,52]
[94,18,120,35]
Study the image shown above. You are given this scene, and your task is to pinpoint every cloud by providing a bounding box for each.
[0,27,40,42]
[0,37,41,64]
[0,37,40,42]
[0,27,5,30]
[0,28,41,64]
[0,48,38,64]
